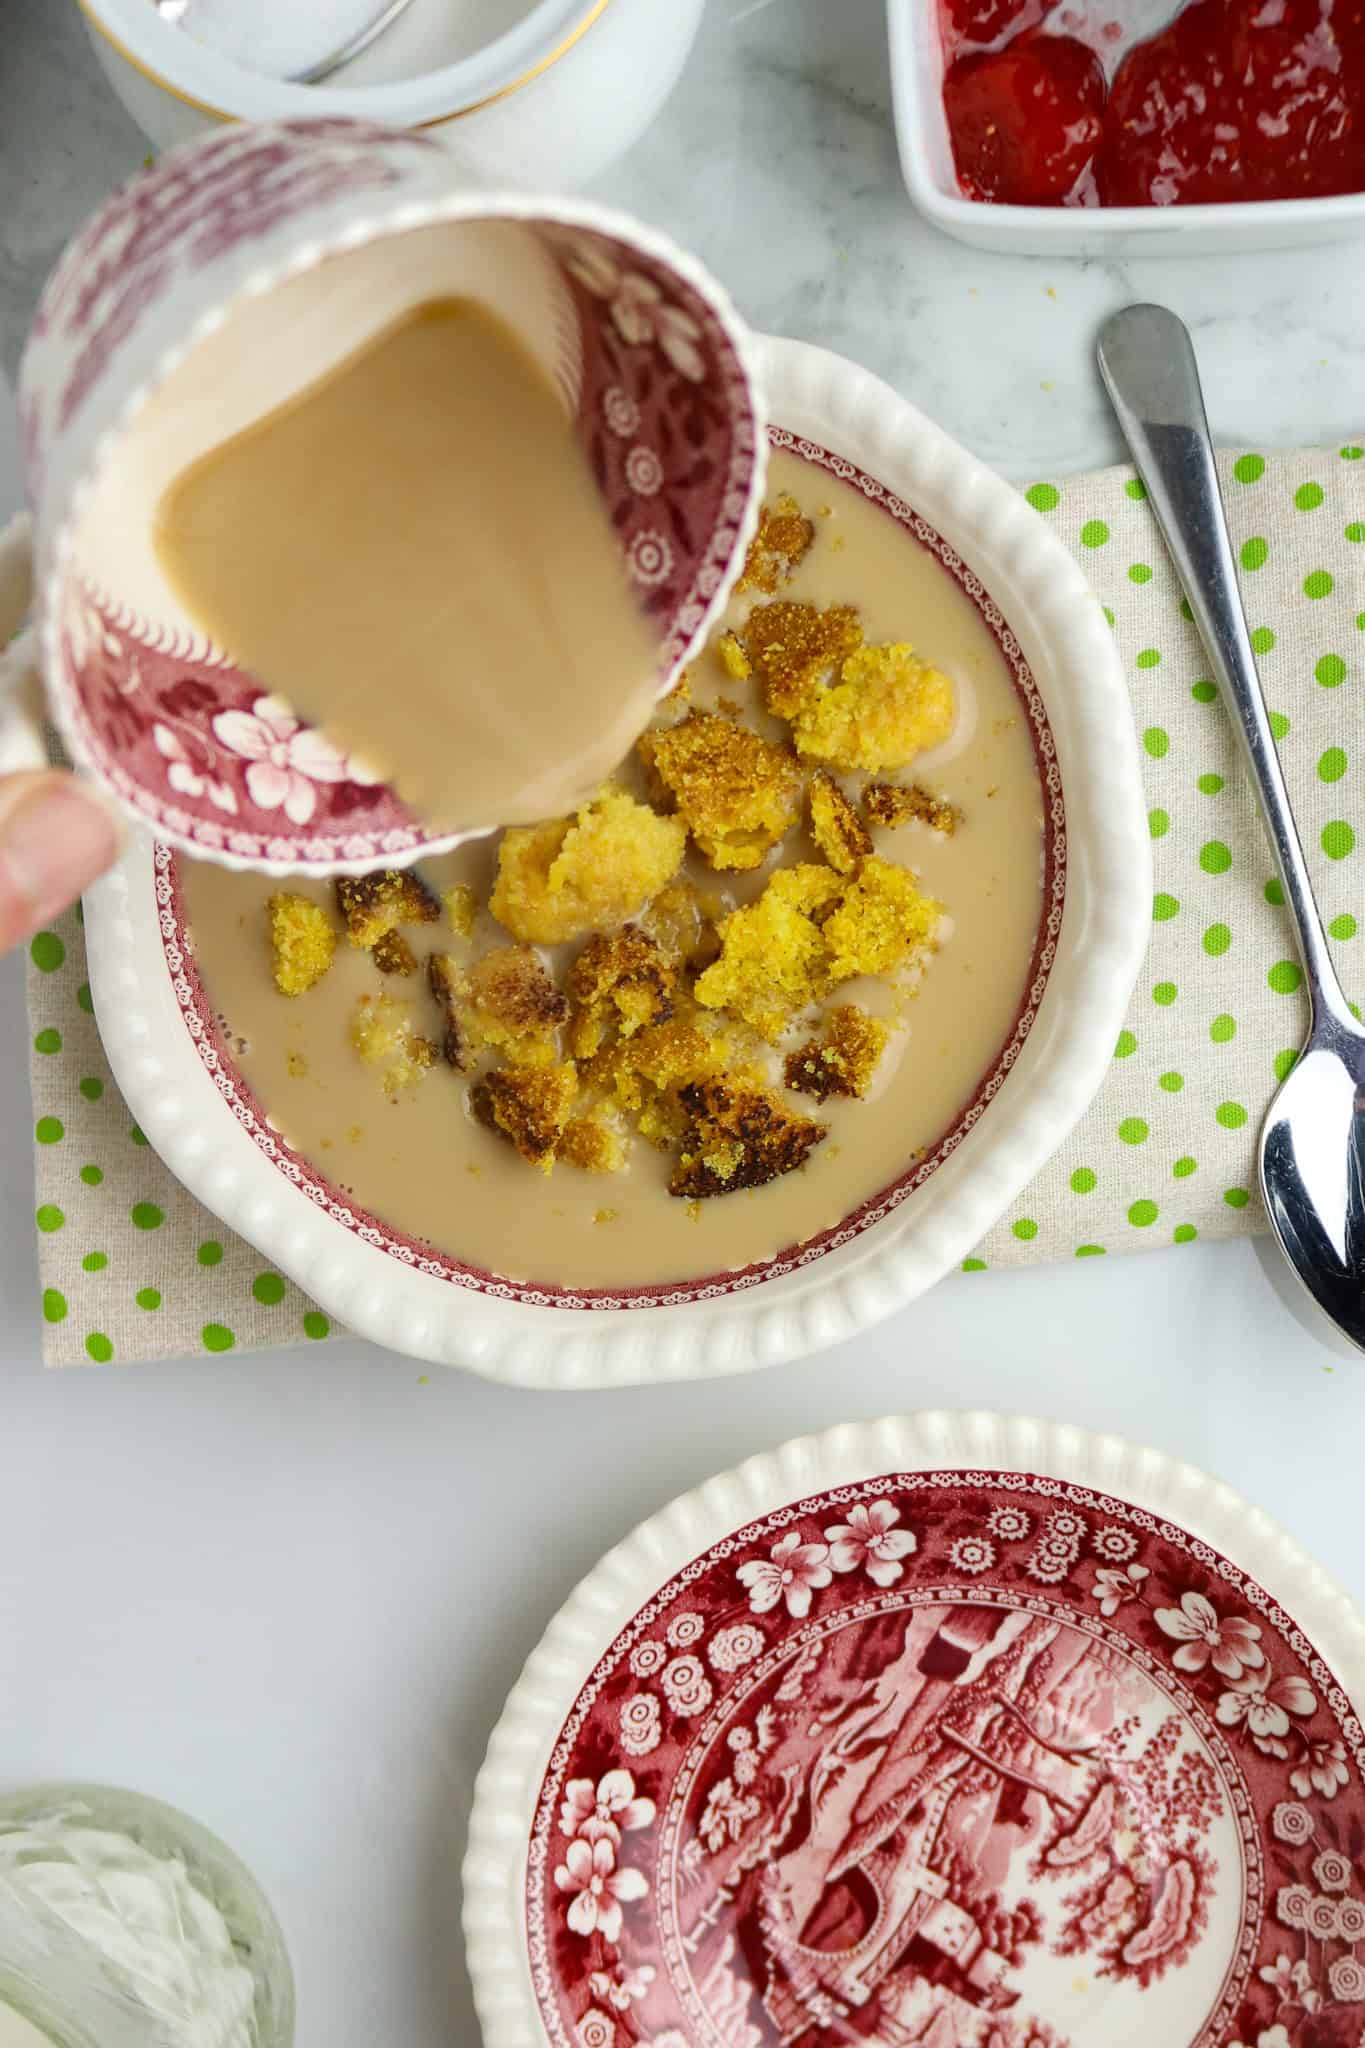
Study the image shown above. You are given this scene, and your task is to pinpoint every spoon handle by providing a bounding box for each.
[1098,302,1351,1033]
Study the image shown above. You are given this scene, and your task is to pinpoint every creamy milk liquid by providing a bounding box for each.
[182,450,1047,1292]
[155,298,657,833]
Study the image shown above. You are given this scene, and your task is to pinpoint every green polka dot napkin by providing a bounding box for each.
[21,443,1365,1362]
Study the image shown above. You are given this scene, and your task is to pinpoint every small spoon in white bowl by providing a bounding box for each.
[1100,302,1365,1355]
[155,0,417,85]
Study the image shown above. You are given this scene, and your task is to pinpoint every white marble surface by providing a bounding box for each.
[2,7,1365,2048]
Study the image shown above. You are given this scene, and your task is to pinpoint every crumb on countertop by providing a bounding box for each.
[640,711,802,871]
[808,769,872,875]
[268,894,336,996]
[784,1004,889,1102]
[491,786,685,944]
[864,782,961,837]
[670,1077,826,1198]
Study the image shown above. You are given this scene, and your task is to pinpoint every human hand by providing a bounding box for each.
[0,769,122,955]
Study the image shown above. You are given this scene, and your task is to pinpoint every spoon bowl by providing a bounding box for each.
[1099,302,1365,1355]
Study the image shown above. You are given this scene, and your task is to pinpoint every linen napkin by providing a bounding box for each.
[24,442,1365,1363]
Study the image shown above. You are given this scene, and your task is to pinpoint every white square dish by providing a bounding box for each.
[888,0,1365,259]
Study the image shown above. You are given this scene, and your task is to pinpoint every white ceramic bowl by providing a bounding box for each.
[889,0,1365,259]
[81,332,1150,1389]
[463,1409,1365,2048]
[78,0,704,187]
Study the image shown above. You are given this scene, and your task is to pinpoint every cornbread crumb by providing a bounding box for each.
[790,643,955,773]
[568,927,675,1059]
[808,770,872,874]
[696,858,941,1036]
[473,1062,578,1171]
[286,1050,308,1079]
[822,857,942,983]
[670,1077,826,1198]
[427,953,467,1071]
[350,992,436,1093]
[785,1004,889,1101]
[373,929,417,978]
[864,782,961,836]
[640,712,802,871]
[694,865,842,1040]
[491,787,685,944]
[560,1115,629,1175]
[718,630,751,681]
[643,880,721,971]
[447,945,568,1066]
[594,1208,619,1225]
[336,868,439,949]
[743,600,864,721]
[267,894,336,997]
[443,883,478,938]
[736,494,816,596]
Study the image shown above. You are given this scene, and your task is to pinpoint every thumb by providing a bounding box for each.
[0,770,123,954]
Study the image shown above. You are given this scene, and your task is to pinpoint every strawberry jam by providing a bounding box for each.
[940,0,1365,208]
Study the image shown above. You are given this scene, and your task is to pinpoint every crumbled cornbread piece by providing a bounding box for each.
[640,712,802,872]
[808,770,872,875]
[694,865,843,1040]
[443,883,478,938]
[451,945,568,1066]
[670,1078,826,1198]
[560,1114,629,1174]
[350,992,437,1092]
[642,880,720,972]
[267,894,336,997]
[286,1050,308,1079]
[568,927,675,1059]
[718,631,751,682]
[336,868,440,949]
[864,781,961,836]
[743,601,864,721]
[491,787,686,944]
[427,953,466,1071]
[473,1062,578,1172]
[784,1004,889,1101]
[373,929,417,977]
[790,644,955,773]
[735,494,816,596]
[666,668,692,704]
[822,858,942,983]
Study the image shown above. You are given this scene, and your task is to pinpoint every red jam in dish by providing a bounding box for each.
[940,0,1365,208]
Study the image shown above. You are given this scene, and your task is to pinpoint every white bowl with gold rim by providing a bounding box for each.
[81,332,1151,1391]
[78,0,704,186]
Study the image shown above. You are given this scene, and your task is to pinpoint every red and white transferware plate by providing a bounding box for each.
[464,1413,1365,2048]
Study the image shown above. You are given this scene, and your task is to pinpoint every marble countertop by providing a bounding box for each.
[3,8,1365,2048]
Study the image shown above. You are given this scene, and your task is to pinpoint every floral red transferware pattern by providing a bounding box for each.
[156,434,1065,1307]
[23,120,760,867]
[524,1472,1365,2047]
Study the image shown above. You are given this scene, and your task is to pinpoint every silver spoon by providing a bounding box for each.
[155,0,417,85]
[1099,303,1365,1353]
